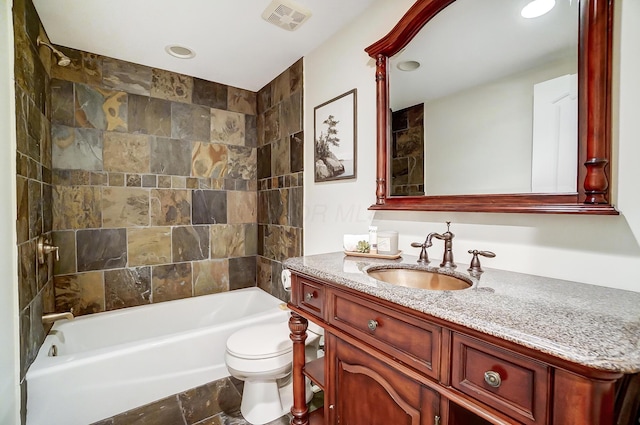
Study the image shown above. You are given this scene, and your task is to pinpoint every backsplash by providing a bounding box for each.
[256,60,304,301]
[49,49,262,315]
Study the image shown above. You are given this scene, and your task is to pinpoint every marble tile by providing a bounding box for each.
[210,224,244,259]
[290,131,304,173]
[16,176,29,244]
[102,57,152,96]
[18,241,37,310]
[395,127,424,160]
[272,69,290,104]
[104,394,184,425]
[257,83,272,115]
[127,174,142,187]
[128,227,172,266]
[128,94,172,137]
[142,174,156,187]
[268,189,288,226]
[192,190,227,225]
[172,102,211,142]
[245,115,257,148]
[151,68,193,103]
[193,78,227,110]
[82,52,103,87]
[26,101,43,161]
[75,83,127,132]
[51,79,74,126]
[52,231,76,275]
[280,91,302,137]
[172,176,187,189]
[229,257,256,290]
[272,137,290,177]
[104,267,151,311]
[151,263,192,303]
[76,228,127,272]
[102,187,150,227]
[192,142,228,179]
[264,225,301,262]
[210,108,245,146]
[227,87,256,116]
[227,146,256,180]
[227,191,256,224]
[157,175,172,188]
[289,58,303,94]
[172,226,210,262]
[150,137,192,176]
[263,106,280,144]
[193,260,229,295]
[244,223,258,256]
[91,171,108,186]
[257,256,273,294]
[54,272,105,316]
[289,187,303,228]
[103,132,153,173]
[109,172,125,186]
[52,125,103,171]
[53,169,90,186]
[179,378,242,424]
[53,185,101,230]
[257,144,271,180]
[150,189,191,226]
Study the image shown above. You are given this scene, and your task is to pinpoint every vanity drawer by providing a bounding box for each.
[293,276,325,320]
[329,290,440,379]
[451,333,550,425]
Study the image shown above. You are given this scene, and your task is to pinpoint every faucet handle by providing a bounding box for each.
[467,250,496,274]
[411,242,430,264]
[37,236,59,264]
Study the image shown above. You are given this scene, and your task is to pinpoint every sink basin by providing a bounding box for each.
[366,266,472,290]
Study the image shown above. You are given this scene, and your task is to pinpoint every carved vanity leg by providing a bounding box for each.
[289,312,309,425]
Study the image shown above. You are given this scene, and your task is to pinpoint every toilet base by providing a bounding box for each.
[240,377,313,425]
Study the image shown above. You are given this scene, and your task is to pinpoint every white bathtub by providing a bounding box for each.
[25,288,290,425]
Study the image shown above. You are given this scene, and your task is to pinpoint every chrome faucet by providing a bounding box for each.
[411,222,456,268]
[42,309,74,324]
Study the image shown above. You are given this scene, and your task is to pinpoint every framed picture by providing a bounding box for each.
[314,89,357,182]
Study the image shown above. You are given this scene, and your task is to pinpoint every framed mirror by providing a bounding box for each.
[366,0,617,214]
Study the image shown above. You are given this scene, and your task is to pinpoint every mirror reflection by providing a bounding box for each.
[389,0,578,196]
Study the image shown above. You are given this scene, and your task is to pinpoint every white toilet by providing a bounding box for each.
[225,318,323,425]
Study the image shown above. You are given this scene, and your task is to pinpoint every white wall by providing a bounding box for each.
[304,0,640,292]
[0,0,21,423]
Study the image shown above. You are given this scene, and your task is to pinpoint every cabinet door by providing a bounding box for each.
[327,334,439,425]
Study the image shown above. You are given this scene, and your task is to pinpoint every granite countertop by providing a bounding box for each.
[284,252,640,373]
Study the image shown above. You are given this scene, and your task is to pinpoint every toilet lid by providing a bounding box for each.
[226,321,292,359]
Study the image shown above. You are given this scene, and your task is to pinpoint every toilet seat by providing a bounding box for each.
[226,321,292,360]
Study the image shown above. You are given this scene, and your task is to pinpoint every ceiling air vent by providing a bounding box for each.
[261,0,312,31]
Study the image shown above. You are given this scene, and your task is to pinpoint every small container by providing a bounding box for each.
[377,231,398,255]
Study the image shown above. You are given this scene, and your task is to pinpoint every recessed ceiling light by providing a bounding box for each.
[165,45,196,59]
[397,60,421,72]
[521,0,556,19]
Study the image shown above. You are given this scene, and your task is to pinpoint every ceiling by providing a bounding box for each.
[33,0,376,92]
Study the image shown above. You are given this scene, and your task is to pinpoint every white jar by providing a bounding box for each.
[377,231,398,255]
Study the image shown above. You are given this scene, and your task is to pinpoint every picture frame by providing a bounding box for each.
[314,89,357,182]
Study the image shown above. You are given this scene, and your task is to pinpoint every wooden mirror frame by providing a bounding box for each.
[366,0,618,214]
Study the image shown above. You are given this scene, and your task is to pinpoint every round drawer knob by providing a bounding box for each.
[367,319,378,331]
[484,370,502,388]
[305,292,315,301]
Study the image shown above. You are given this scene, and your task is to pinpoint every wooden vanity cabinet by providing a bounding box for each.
[287,272,633,425]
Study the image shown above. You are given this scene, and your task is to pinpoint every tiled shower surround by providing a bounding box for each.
[49,50,262,315]
[48,50,303,315]
[13,0,56,420]
[14,0,304,421]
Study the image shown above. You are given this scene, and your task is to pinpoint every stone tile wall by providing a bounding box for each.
[391,103,425,196]
[256,60,304,300]
[13,0,56,420]
[49,48,260,316]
